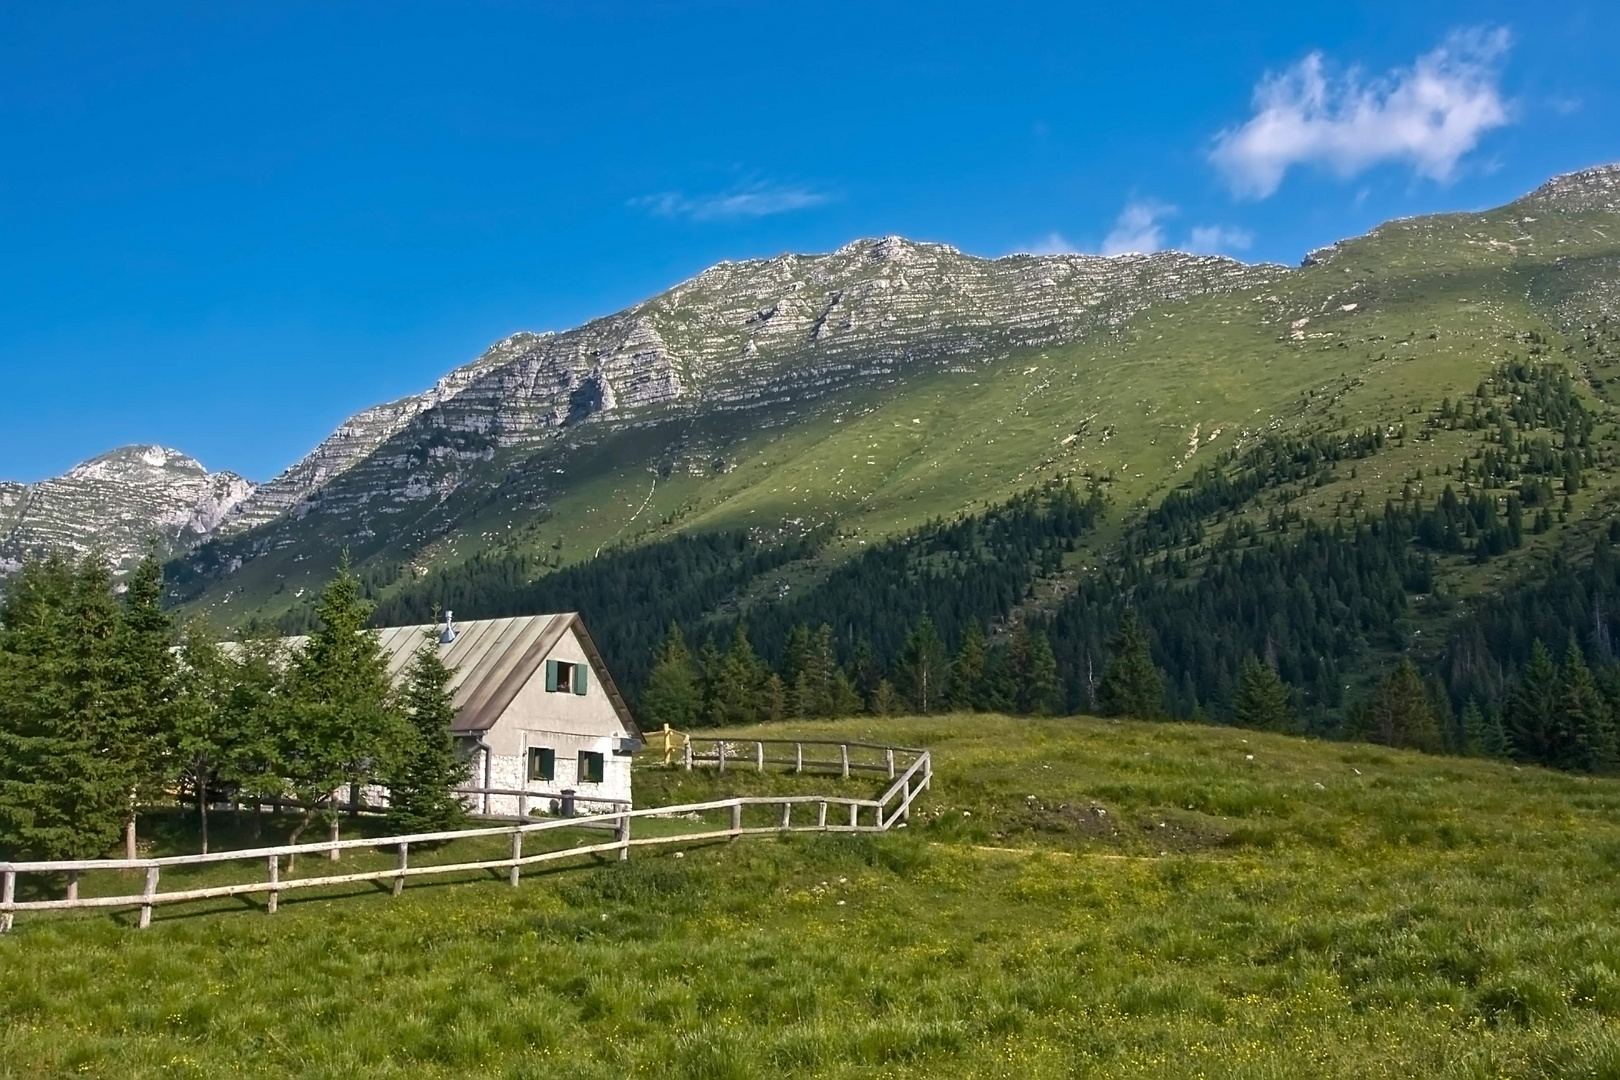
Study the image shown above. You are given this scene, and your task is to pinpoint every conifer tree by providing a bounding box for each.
[0,554,130,859]
[280,554,405,859]
[947,621,988,711]
[220,629,289,840]
[1024,629,1061,715]
[1507,640,1562,764]
[869,679,900,716]
[710,623,763,726]
[640,623,703,730]
[1369,658,1442,752]
[384,628,470,834]
[171,622,234,853]
[695,635,724,725]
[1097,610,1165,720]
[827,668,862,717]
[895,615,948,715]
[848,638,881,705]
[1559,638,1616,773]
[761,672,788,723]
[110,552,178,858]
[1459,698,1488,756]
[1232,654,1294,732]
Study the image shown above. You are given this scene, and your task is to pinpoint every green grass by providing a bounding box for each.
[7,714,1620,1078]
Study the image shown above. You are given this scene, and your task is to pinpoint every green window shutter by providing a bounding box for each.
[573,663,589,695]
[545,659,559,692]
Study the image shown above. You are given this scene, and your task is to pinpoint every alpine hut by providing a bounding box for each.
[289,612,642,815]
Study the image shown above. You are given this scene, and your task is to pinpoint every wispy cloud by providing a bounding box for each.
[1211,27,1513,199]
[1019,231,1079,255]
[1186,224,1254,255]
[1101,200,1175,255]
[630,180,831,221]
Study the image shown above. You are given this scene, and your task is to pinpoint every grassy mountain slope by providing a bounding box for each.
[177,167,1620,639]
[5,714,1620,1078]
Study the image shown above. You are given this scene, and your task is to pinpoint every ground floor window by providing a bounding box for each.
[528,746,555,782]
[577,750,605,784]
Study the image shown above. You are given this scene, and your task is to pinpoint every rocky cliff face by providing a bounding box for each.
[1,446,255,574]
[209,238,1278,539]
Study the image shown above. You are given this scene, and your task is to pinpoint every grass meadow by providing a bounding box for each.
[5,714,1620,1078]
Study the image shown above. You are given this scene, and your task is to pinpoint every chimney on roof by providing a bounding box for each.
[440,610,457,645]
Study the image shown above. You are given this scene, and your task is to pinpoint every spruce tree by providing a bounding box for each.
[827,668,862,717]
[1024,629,1061,716]
[640,623,703,730]
[172,623,234,854]
[280,554,405,858]
[1231,654,1294,732]
[1097,610,1165,720]
[1459,697,1488,757]
[110,552,178,858]
[1507,640,1562,764]
[710,623,763,726]
[1370,659,1442,752]
[0,554,129,859]
[384,628,470,834]
[219,629,289,840]
[869,679,900,716]
[1559,638,1616,773]
[947,621,988,711]
[895,615,948,715]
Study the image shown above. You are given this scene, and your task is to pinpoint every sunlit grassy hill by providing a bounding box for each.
[6,714,1620,1079]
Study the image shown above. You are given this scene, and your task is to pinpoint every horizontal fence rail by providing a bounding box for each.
[0,744,931,934]
[673,737,927,782]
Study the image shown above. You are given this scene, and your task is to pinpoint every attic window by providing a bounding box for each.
[527,747,555,783]
[545,659,588,695]
[577,751,605,784]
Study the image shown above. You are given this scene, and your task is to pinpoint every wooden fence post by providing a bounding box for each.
[718,741,727,775]
[509,829,522,887]
[518,793,528,821]
[848,803,859,829]
[2,869,14,934]
[756,741,764,772]
[729,801,742,840]
[840,744,850,779]
[139,867,158,930]
[795,743,803,774]
[886,748,895,779]
[66,870,79,903]
[683,739,693,771]
[616,813,630,861]
[328,817,341,862]
[780,802,791,830]
[393,843,408,897]
[267,855,279,914]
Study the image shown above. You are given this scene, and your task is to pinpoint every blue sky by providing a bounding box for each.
[1,1,1615,483]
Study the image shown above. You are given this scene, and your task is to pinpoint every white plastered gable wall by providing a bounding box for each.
[471,622,635,815]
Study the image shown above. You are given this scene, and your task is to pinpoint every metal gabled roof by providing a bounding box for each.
[278,612,640,739]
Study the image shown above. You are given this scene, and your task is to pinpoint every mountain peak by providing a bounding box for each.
[1519,163,1620,214]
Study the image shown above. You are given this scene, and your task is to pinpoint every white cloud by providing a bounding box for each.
[1101,200,1175,255]
[1211,28,1513,199]
[1186,224,1255,255]
[631,181,830,221]
[1019,231,1079,255]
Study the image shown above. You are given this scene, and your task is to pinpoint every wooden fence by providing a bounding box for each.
[0,744,930,934]
[675,736,927,781]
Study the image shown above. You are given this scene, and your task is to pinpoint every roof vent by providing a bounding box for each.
[439,610,457,645]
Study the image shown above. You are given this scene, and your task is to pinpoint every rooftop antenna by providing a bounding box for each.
[440,609,457,645]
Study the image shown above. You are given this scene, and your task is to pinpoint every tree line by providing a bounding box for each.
[0,552,467,861]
